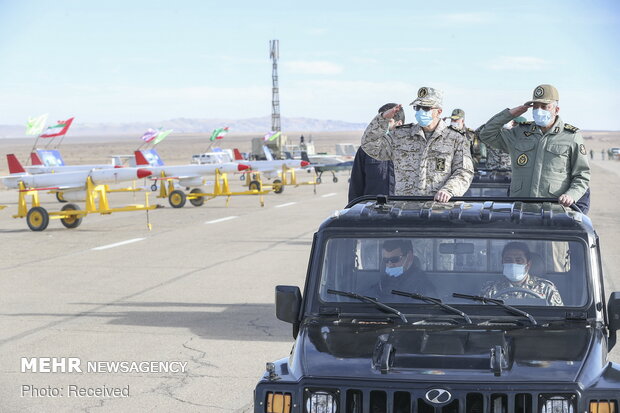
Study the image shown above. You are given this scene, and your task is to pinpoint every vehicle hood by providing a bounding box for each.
[297,321,592,382]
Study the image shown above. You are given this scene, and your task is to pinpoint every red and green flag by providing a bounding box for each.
[210,127,229,141]
[39,117,74,138]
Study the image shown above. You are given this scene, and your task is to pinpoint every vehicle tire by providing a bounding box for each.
[316,177,322,184]
[150,184,158,191]
[249,180,262,191]
[239,175,246,181]
[56,192,67,203]
[273,179,284,194]
[189,188,204,207]
[60,203,83,229]
[332,177,338,183]
[169,190,186,208]
[26,206,50,231]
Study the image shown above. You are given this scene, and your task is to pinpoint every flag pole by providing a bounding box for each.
[27,136,41,165]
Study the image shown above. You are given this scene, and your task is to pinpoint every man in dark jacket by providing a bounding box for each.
[348,103,402,203]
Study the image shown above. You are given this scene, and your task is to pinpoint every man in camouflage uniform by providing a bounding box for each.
[478,84,590,207]
[485,145,512,170]
[361,87,474,202]
[482,242,563,306]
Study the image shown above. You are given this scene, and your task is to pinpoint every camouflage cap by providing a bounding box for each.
[450,108,465,119]
[410,87,443,108]
[527,84,559,104]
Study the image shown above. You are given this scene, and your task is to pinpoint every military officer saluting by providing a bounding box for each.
[361,87,474,202]
[478,84,590,206]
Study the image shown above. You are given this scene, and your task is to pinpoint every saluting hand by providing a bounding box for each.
[509,103,532,117]
[382,104,403,120]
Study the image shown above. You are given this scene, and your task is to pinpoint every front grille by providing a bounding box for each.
[338,390,550,413]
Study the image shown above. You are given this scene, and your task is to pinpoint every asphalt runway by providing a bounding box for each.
[0,161,618,412]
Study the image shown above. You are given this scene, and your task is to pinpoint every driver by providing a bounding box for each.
[481,242,563,306]
[369,239,437,300]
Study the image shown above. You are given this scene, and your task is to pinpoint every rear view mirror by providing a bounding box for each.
[276,285,302,324]
[439,243,475,254]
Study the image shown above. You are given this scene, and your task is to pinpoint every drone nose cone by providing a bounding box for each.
[237,164,251,171]
[301,161,310,167]
[137,168,152,179]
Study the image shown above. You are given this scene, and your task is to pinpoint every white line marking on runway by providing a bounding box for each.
[321,193,337,198]
[205,216,238,224]
[92,238,145,251]
[274,202,297,208]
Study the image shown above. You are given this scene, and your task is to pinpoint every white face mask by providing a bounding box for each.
[451,121,461,129]
[503,263,527,283]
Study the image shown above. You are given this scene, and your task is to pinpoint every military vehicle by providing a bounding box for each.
[254,196,619,413]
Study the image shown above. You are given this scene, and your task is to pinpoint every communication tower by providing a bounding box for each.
[269,39,281,132]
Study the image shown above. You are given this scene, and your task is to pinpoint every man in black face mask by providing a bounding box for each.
[368,239,437,301]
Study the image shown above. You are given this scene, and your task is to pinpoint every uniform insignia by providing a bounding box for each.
[524,131,533,137]
[517,153,528,166]
[564,123,579,132]
[522,121,533,126]
[553,126,560,133]
[436,158,446,171]
[530,124,536,132]
[579,144,587,155]
[418,87,428,98]
[534,86,545,98]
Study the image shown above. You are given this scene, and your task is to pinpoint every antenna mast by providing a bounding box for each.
[269,39,281,132]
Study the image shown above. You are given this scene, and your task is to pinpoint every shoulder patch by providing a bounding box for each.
[521,121,533,126]
[448,125,466,135]
[564,123,579,132]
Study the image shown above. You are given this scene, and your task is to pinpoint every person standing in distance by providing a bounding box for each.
[348,103,402,203]
[361,87,474,202]
[478,84,590,207]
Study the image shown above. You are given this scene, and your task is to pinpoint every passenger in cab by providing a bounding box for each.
[482,242,563,306]
[369,239,437,300]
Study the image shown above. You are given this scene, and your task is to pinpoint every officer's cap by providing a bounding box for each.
[527,84,559,105]
[450,108,465,119]
[410,87,443,108]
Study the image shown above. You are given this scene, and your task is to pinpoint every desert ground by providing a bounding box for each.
[0,131,619,412]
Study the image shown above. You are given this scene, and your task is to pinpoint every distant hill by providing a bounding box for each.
[0,116,366,138]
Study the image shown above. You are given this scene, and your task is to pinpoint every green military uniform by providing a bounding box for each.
[478,85,590,200]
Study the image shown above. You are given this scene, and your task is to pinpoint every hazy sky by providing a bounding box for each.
[1,0,619,129]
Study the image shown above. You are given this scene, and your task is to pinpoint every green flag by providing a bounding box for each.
[26,114,48,135]
[153,129,173,145]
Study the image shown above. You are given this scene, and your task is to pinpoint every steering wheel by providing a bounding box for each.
[492,287,544,300]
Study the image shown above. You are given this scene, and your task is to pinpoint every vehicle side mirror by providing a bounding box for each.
[276,285,301,324]
[608,292,620,332]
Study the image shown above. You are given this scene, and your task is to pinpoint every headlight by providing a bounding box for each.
[266,392,292,413]
[305,390,338,413]
[590,400,618,413]
[540,395,576,413]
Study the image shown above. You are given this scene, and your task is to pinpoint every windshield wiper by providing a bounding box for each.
[327,289,408,323]
[392,290,472,324]
[452,293,538,325]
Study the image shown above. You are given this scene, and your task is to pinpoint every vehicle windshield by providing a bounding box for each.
[318,237,588,308]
